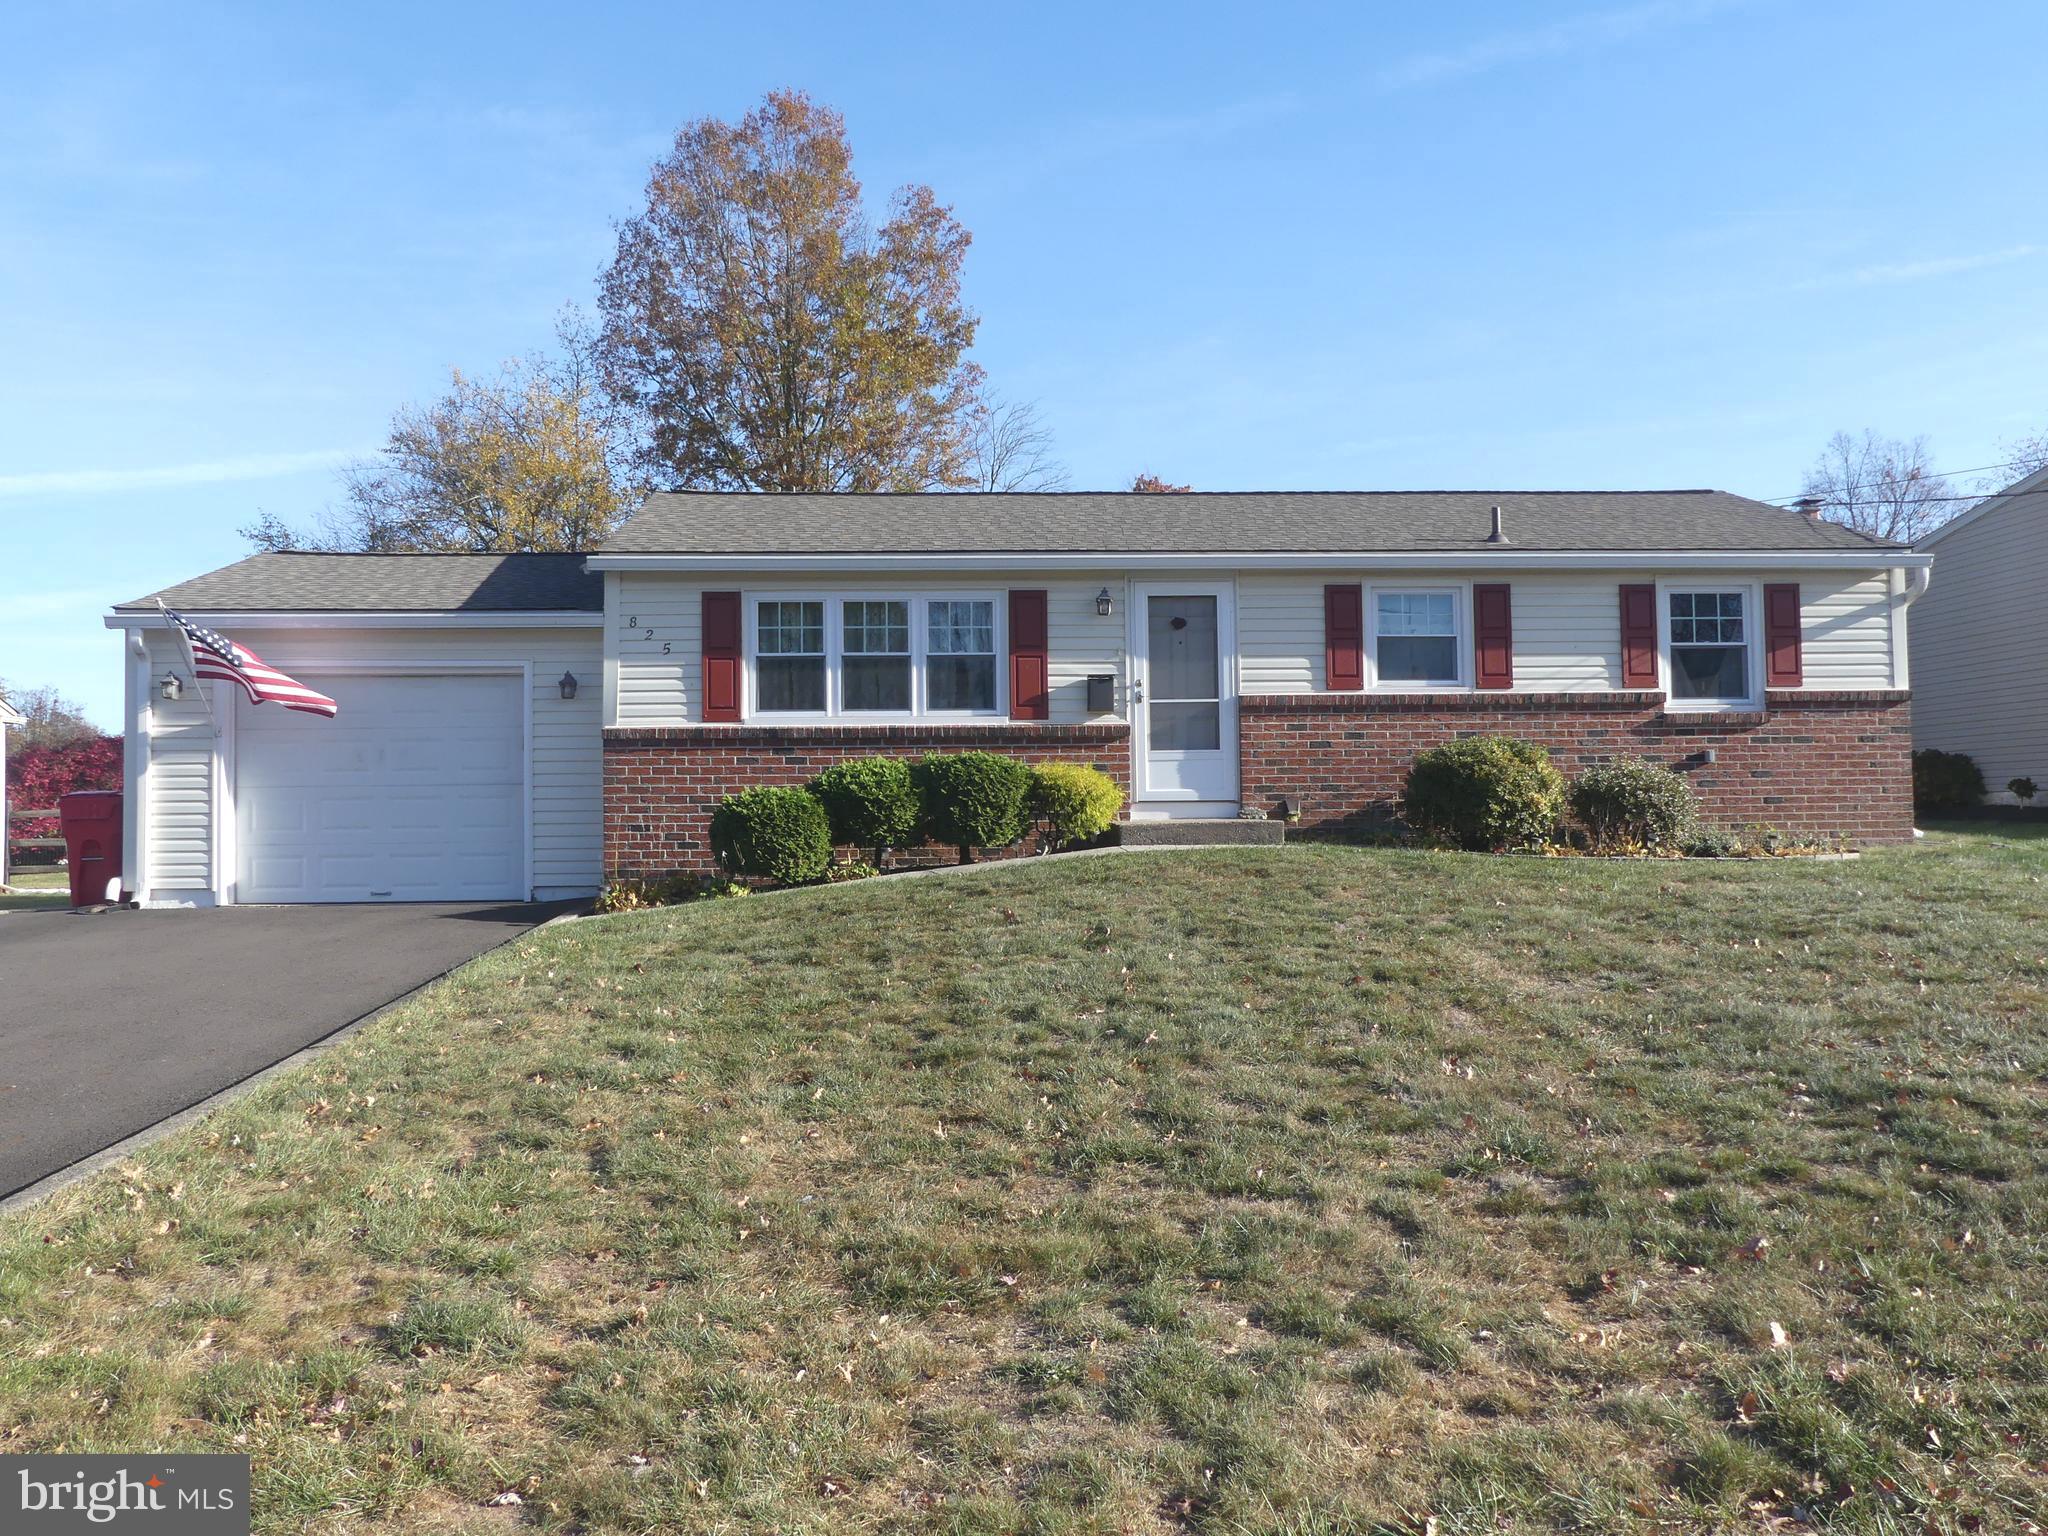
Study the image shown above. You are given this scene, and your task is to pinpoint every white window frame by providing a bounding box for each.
[743,591,1007,722]
[1366,583,1468,690]
[1658,581,1761,712]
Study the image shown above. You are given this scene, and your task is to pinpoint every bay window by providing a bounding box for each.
[749,594,1003,719]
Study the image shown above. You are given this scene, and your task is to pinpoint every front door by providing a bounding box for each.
[1131,583,1238,815]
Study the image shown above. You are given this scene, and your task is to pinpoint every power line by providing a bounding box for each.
[1758,453,2043,508]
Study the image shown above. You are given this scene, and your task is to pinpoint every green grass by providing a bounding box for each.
[1,828,2043,1533]
[1,865,70,909]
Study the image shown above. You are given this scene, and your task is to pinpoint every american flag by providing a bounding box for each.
[160,604,339,717]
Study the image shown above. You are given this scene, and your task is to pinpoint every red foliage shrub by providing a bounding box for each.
[7,734,122,846]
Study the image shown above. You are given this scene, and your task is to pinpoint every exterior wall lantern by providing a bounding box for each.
[159,672,183,702]
[557,671,579,700]
[1095,587,1114,617]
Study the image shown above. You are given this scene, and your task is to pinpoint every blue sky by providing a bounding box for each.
[4,0,2043,727]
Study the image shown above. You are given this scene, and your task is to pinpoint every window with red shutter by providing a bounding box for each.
[701,591,742,721]
[1324,584,1363,691]
[1764,583,1802,688]
[1619,583,1659,689]
[1008,590,1049,719]
[1473,583,1513,690]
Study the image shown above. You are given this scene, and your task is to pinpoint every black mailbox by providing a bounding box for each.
[1086,674,1116,714]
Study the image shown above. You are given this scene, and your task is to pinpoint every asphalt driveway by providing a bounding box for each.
[0,901,576,1199]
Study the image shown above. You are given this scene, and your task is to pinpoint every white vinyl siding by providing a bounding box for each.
[615,578,698,724]
[1790,573,1896,691]
[1912,476,2048,794]
[139,631,220,891]
[613,571,1127,725]
[135,626,601,903]
[1236,569,1901,695]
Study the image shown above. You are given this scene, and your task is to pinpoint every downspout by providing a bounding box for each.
[1890,563,1932,695]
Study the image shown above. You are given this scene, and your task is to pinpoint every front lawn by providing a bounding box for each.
[1,830,2042,1533]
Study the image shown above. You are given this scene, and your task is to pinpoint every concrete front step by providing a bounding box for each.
[1115,817,1285,847]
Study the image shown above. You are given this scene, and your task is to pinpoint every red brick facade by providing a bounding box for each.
[601,691,1915,880]
[604,723,1131,879]
[1239,689,1915,845]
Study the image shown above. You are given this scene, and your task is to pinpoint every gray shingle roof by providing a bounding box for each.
[114,553,603,613]
[601,490,1892,556]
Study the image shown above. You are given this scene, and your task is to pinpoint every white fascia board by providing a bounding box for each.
[105,610,603,630]
[586,549,1933,573]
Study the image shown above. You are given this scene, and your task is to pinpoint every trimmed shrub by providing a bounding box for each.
[912,751,1033,863]
[1402,736,1565,851]
[2007,777,2037,804]
[1032,762,1124,850]
[810,757,921,863]
[1568,757,1699,852]
[1912,749,1984,814]
[709,786,832,885]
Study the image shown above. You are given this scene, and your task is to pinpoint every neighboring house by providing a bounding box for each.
[106,490,1930,906]
[0,694,22,888]
[1910,466,2048,801]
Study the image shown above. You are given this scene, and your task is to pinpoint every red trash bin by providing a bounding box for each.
[58,790,124,907]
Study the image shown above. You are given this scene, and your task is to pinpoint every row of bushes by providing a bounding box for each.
[711,752,1124,885]
[1404,737,1718,854]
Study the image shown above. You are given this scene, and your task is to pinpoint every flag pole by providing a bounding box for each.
[156,599,222,738]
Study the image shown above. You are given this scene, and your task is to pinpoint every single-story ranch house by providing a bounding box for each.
[107,490,1932,906]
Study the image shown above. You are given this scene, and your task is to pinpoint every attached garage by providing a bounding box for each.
[110,554,604,907]
[234,672,527,903]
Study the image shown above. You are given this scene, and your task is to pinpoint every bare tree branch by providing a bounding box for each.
[965,396,1070,492]
[1799,430,1952,543]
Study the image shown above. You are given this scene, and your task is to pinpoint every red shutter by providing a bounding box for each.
[1473,583,1513,690]
[702,590,742,722]
[1324,584,1364,691]
[1009,589,1049,719]
[1764,582,1802,688]
[1619,584,1659,689]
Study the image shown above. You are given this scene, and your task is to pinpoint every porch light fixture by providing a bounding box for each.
[158,672,183,702]
[557,671,579,700]
[1095,587,1114,617]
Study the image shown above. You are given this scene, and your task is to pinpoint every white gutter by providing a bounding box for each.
[105,610,602,630]
[586,549,1932,574]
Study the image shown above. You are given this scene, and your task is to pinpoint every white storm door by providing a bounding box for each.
[235,671,525,902]
[1131,584,1238,811]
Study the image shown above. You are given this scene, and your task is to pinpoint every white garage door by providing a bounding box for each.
[236,672,525,903]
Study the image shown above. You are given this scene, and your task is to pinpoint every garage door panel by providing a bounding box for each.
[237,674,525,903]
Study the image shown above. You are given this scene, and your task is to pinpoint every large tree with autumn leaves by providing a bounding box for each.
[595,90,985,493]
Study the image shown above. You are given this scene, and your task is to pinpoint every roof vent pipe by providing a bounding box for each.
[1485,504,1510,544]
